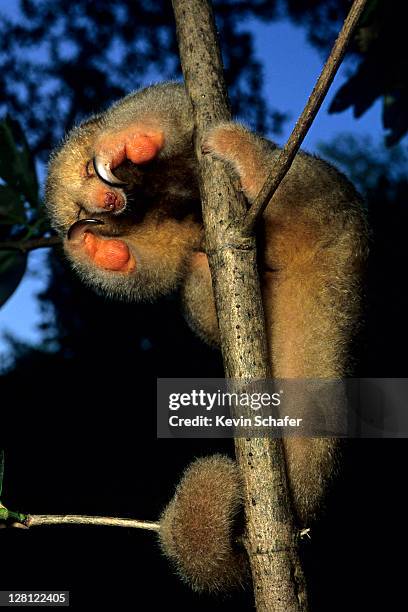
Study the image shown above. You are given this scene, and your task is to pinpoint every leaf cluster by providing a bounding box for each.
[285,0,408,145]
[0,117,50,306]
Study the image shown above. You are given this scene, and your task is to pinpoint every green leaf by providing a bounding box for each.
[0,118,39,208]
[6,116,39,207]
[0,185,26,225]
[0,250,27,307]
[0,450,4,500]
[0,504,27,525]
[0,504,9,521]
[0,121,20,184]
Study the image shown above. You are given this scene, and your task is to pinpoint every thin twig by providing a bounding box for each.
[0,236,61,253]
[243,0,368,234]
[25,514,161,531]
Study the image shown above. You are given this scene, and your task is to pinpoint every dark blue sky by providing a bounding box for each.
[0,12,390,362]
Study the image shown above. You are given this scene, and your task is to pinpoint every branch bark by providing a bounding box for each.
[243,0,368,234]
[0,236,61,253]
[25,515,160,530]
[172,1,308,610]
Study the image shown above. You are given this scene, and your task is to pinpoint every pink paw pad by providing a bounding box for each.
[83,232,136,272]
[95,129,165,170]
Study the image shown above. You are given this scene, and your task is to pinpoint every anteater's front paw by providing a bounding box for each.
[202,123,262,199]
[202,122,248,161]
[92,127,165,187]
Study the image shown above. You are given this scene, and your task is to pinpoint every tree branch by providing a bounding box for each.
[243,0,368,235]
[172,1,308,610]
[0,236,61,253]
[24,515,160,530]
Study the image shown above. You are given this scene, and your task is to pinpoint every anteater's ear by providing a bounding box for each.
[158,454,249,593]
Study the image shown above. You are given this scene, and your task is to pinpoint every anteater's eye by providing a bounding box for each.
[85,159,95,177]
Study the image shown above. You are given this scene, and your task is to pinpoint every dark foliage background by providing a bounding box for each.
[1,1,407,610]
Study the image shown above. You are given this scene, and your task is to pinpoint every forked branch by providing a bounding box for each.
[243,0,368,234]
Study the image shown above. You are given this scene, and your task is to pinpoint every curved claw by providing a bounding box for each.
[67,218,105,241]
[93,156,127,187]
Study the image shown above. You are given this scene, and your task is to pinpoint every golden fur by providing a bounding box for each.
[45,82,368,592]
